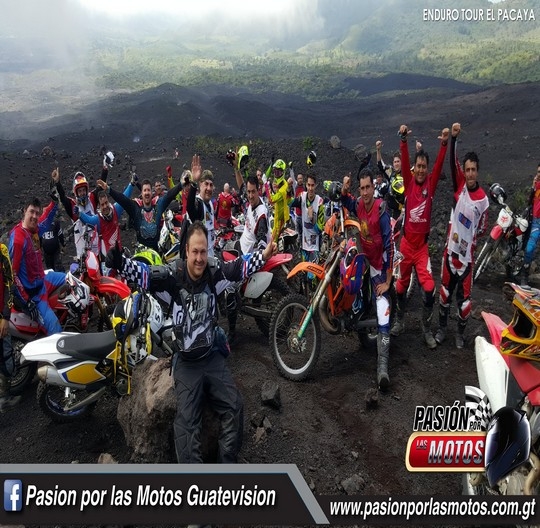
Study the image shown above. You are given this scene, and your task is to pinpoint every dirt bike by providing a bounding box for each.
[9,271,93,395]
[214,217,244,257]
[268,212,393,381]
[474,185,530,281]
[70,243,132,331]
[19,290,172,423]
[464,282,540,497]
[221,249,292,336]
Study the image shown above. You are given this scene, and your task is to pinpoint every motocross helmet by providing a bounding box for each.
[133,247,163,266]
[325,181,343,202]
[113,291,163,364]
[340,238,366,295]
[500,285,540,361]
[390,175,405,205]
[484,407,530,487]
[73,172,89,206]
[59,272,91,315]
[272,159,287,185]
[237,145,250,171]
[307,150,317,167]
[489,183,507,206]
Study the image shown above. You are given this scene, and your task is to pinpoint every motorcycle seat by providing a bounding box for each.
[56,330,117,360]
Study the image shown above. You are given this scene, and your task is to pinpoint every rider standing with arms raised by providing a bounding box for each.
[390,124,449,349]
[435,123,489,349]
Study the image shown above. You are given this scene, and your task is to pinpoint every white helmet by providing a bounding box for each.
[59,272,91,315]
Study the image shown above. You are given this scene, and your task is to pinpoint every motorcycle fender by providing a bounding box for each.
[474,336,509,413]
[244,271,273,299]
[489,224,503,240]
[261,253,293,271]
[20,332,79,365]
[480,311,507,348]
[287,261,325,281]
[95,276,131,299]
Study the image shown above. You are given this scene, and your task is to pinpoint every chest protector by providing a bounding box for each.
[447,184,489,265]
[241,201,269,255]
[139,205,159,241]
[172,280,218,361]
[301,192,322,252]
[74,201,98,259]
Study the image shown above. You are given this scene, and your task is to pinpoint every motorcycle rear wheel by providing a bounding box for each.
[9,338,37,395]
[253,275,291,336]
[37,381,97,423]
[269,293,321,381]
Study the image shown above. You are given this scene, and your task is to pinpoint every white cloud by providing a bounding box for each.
[76,0,295,18]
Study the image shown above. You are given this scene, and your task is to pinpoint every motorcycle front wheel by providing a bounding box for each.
[269,293,321,381]
[37,381,97,423]
[505,248,524,280]
[9,338,37,395]
[474,238,500,282]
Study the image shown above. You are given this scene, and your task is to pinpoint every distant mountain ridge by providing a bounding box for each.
[0,73,480,143]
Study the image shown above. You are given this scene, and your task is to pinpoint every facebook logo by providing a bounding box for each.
[4,480,23,512]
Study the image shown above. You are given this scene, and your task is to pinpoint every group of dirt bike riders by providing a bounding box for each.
[1,122,540,468]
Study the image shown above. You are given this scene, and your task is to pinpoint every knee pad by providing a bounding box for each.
[225,287,238,312]
[439,285,450,307]
[458,298,472,321]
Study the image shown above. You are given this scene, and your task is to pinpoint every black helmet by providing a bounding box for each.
[489,183,507,206]
[325,181,342,202]
[485,407,530,487]
[307,150,317,167]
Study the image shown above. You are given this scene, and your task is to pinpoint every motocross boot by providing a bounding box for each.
[435,305,449,345]
[390,293,406,336]
[377,332,391,391]
[0,374,21,412]
[521,263,531,287]
[421,305,437,349]
[455,318,467,349]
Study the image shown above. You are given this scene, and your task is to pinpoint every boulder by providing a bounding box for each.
[117,358,176,462]
[261,380,281,409]
[329,135,341,149]
[117,357,220,462]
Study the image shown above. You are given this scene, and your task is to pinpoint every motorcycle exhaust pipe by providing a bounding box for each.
[64,387,107,412]
[37,365,87,390]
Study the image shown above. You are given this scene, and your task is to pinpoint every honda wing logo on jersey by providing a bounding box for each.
[409,200,427,223]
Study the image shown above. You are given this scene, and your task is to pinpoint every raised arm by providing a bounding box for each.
[100,179,137,219]
[449,122,464,194]
[51,167,76,220]
[398,125,413,189]
[429,127,450,195]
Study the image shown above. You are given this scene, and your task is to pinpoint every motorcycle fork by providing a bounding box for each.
[297,255,340,339]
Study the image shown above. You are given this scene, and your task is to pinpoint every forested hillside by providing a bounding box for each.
[83,0,540,95]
